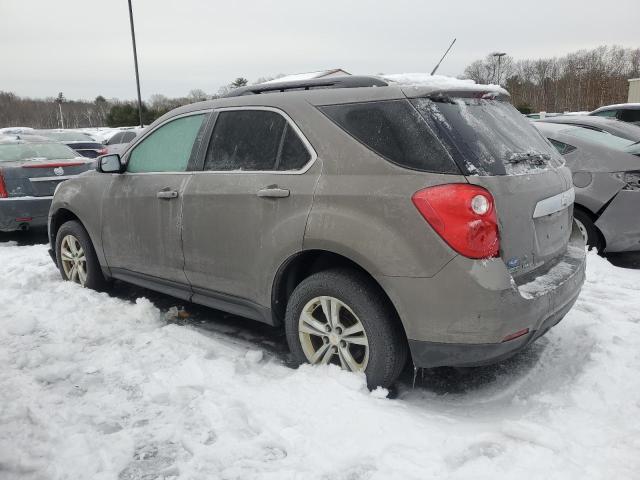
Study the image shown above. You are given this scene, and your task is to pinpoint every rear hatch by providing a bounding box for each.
[410,94,573,280]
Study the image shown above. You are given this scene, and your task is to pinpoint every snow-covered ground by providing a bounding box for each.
[1,240,639,479]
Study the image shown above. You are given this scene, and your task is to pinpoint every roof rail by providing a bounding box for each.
[223,75,389,97]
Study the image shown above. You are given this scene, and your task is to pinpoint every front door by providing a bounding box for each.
[101,112,209,298]
[181,107,320,315]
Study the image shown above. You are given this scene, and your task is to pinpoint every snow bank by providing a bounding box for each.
[1,242,639,479]
[383,73,509,96]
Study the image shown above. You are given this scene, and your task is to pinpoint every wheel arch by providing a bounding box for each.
[271,249,408,341]
[49,207,82,260]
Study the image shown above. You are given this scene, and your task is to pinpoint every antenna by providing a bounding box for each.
[430,38,457,76]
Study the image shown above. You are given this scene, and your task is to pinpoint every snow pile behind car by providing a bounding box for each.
[0,242,639,479]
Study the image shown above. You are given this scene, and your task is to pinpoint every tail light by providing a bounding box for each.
[97,147,108,156]
[412,184,499,259]
[0,171,7,198]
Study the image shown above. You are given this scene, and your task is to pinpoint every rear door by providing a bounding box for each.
[181,107,319,314]
[101,111,209,296]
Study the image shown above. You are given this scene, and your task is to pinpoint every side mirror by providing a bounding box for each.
[97,154,124,173]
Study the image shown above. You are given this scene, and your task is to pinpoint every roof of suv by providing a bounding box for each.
[162,74,510,124]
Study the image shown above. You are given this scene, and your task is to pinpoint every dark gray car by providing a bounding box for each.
[590,103,640,124]
[534,121,640,253]
[536,115,640,142]
[48,76,586,388]
[0,135,93,231]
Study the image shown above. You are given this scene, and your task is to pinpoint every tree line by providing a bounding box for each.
[463,45,640,113]
[0,77,262,129]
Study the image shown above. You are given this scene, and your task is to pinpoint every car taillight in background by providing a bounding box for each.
[97,147,108,156]
[0,172,7,198]
[412,183,499,259]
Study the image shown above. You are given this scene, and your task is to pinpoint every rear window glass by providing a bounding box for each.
[36,131,95,142]
[561,126,635,151]
[319,100,460,174]
[412,98,564,175]
[0,142,78,162]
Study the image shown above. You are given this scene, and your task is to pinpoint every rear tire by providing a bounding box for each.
[574,209,603,252]
[55,220,107,290]
[284,268,407,389]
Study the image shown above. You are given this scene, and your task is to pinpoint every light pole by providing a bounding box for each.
[56,92,65,129]
[127,0,144,127]
[492,52,507,84]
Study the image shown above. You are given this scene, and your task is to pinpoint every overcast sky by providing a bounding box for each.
[1,0,638,101]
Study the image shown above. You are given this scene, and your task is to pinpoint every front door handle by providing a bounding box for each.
[157,189,179,199]
[257,186,290,198]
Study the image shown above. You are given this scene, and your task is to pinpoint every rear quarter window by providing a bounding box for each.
[319,100,460,174]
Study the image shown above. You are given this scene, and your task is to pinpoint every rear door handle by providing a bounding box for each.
[157,189,179,199]
[257,186,290,198]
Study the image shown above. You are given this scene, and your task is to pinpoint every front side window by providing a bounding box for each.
[127,113,206,173]
[619,109,640,122]
[204,110,311,171]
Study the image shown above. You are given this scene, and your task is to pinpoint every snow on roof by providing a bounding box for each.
[382,73,509,96]
[592,103,640,111]
[262,69,350,84]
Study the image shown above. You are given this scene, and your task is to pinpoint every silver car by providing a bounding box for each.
[534,121,640,253]
[48,76,586,388]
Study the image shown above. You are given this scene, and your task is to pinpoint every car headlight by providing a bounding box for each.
[612,171,640,191]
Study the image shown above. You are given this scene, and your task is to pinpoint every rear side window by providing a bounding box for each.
[128,114,206,173]
[122,132,137,142]
[548,138,577,155]
[319,100,459,174]
[204,110,311,171]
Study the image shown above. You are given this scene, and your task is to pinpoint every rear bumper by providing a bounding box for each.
[0,196,52,231]
[376,222,586,368]
[596,190,640,253]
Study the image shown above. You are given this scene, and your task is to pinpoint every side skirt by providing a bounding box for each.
[109,268,275,325]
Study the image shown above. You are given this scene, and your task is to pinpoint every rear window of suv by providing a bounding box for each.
[319,100,460,174]
[412,97,564,176]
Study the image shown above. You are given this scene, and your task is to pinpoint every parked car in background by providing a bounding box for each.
[31,130,107,158]
[0,134,93,232]
[534,122,640,254]
[48,75,586,388]
[0,127,34,135]
[104,128,143,155]
[590,103,640,124]
[536,115,640,142]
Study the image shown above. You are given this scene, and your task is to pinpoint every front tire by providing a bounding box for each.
[285,268,407,389]
[55,220,107,290]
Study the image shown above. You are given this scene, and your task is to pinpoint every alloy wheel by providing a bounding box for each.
[298,296,369,372]
[60,234,87,286]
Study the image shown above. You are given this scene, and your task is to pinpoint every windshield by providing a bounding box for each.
[0,142,79,162]
[412,97,564,175]
[37,131,95,142]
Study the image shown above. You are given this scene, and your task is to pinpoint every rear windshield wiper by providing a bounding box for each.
[506,152,551,165]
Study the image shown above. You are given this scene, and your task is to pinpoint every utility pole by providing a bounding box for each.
[492,52,507,84]
[56,92,65,129]
[128,0,144,127]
